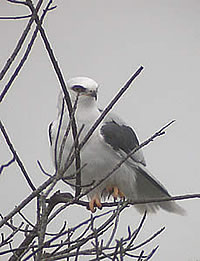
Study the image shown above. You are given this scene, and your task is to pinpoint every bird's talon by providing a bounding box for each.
[89,195,102,212]
[106,186,125,200]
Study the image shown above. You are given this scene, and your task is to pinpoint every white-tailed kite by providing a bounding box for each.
[49,77,185,215]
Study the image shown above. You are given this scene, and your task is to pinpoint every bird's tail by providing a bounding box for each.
[132,164,186,215]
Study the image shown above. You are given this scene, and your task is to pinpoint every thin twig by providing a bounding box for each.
[62,124,85,175]
[0,214,31,233]
[74,245,81,261]
[91,215,101,261]
[74,191,200,208]
[37,160,53,177]
[0,0,54,102]
[0,156,15,175]
[126,211,147,249]
[144,246,159,261]
[0,174,55,229]
[24,0,82,198]
[80,66,144,151]
[0,222,24,248]
[58,94,79,169]
[36,194,47,260]
[18,211,35,228]
[45,203,128,260]
[106,204,121,248]
[137,250,144,261]
[63,176,95,189]
[0,14,32,20]
[0,0,43,83]
[7,0,29,5]
[8,227,38,261]
[0,120,36,191]
[43,97,82,197]
[59,93,83,197]
[130,227,165,252]
[54,98,65,172]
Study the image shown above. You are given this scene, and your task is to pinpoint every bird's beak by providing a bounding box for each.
[90,90,97,100]
[86,90,97,100]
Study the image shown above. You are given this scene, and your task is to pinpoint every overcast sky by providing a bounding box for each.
[1,1,200,260]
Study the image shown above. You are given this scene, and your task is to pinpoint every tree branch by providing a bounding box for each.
[79,66,144,151]
[0,14,32,20]
[0,120,36,191]
[24,0,82,197]
[0,0,43,83]
[0,0,55,103]
[0,156,15,175]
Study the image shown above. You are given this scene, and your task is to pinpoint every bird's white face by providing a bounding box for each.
[67,77,98,103]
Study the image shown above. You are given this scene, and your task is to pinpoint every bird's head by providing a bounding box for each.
[67,77,98,103]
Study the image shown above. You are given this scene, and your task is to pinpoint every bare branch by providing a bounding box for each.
[81,67,144,149]
[8,228,37,261]
[75,192,200,209]
[54,94,84,197]
[54,98,65,172]
[0,156,15,175]
[126,211,147,249]
[0,222,24,248]
[36,194,47,260]
[20,0,82,198]
[137,250,144,261]
[37,160,53,177]
[58,94,80,169]
[0,0,43,82]
[0,14,32,20]
[44,204,128,260]
[7,0,28,5]
[144,246,159,261]
[18,211,35,229]
[0,175,54,229]
[0,0,54,102]
[105,204,121,248]
[0,120,36,191]
[130,227,165,252]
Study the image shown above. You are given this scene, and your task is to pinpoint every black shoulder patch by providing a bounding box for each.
[48,122,53,146]
[100,121,139,154]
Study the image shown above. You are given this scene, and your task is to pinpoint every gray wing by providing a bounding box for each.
[100,117,185,215]
[100,119,146,166]
[134,164,185,215]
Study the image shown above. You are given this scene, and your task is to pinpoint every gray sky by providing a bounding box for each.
[1,1,200,260]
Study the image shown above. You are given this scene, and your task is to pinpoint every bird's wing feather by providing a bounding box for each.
[135,163,170,196]
[100,115,185,215]
[134,164,185,214]
[100,116,146,166]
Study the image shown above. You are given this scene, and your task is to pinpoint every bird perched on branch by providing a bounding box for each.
[49,76,185,215]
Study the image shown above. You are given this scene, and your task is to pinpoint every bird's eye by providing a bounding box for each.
[71,85,86,93]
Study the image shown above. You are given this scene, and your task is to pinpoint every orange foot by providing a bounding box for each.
[88,194,102,213]
[106,186,125,200]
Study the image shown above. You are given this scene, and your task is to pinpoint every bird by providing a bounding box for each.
[49,76,185,215]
